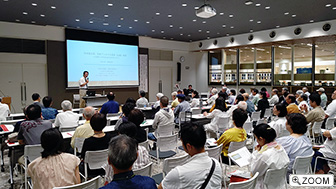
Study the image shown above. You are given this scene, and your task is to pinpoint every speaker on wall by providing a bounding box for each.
[323,23,331,31]
[177,62,181,82]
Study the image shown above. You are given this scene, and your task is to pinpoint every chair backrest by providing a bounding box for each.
[53,175,101,189]
[205,144,223,162]
[157,123,175,137]
[228,172,259,189]
[84,149,109,170]
[217,116,230,132]
[325,118,335,130]
[292,152,314,174]
[74,138,86,155]
[264,166,288,189]
[139,140,150,152]
[243,121,253,134]
[133,162,153,177]
[59,126,78,132]
[179,111,192,123]
[191,108,202,115]
[312,121,323,134]
[73,94,80,101]
[256,118,266,126]
[24,144,43,162]
[228,140,247,154]
[163,153,190,175]
[157,133,178,152]
[251,111,261,121]
[264,108,272,118]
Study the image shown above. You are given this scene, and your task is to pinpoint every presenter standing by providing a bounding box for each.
[79,71,89,108]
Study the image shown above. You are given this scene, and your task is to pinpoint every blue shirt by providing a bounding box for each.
[100,171,157,189]
[100,100,119,114]
[41,107,58,120]
[246,100,255,114]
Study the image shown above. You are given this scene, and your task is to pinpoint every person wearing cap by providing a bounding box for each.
[317,88,327,109]
[174,94,191,123]
[153,93,164,109]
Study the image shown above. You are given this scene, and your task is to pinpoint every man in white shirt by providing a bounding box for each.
[54,100,79,128]
[207,88,218,106]
[0,97,10,121]
[268,89,279,105]
[324,90,336,124]
[78,71,89,108]
[158,123,222,189]
[136,90,149,108]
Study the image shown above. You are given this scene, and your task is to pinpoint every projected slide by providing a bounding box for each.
[67,40,139,88]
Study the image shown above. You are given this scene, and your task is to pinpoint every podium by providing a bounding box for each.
[1,97,11,110]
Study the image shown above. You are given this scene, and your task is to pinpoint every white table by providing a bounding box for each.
[141,119,154,127]
[191,114,206,119]
[137,107,153,111]
[62,125,116,139]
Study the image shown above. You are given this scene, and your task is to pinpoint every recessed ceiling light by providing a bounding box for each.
[89,21,93,24]
[163,37,166,39]
[207,37,210,39]
[326,4,331,7]
[194,6,199,10]
[171,38,174,40]
[146,21,150,24]
[108,3,113,6]
[202,21,206,24]
[32,3,37,6]
[103,23,109,25]
[310,20,314,22]
[180,33,183,36]
[245,1,253,6]
[124,6,129,10]
[51,6,56,9]
[64,24,67,27]
[198,29,202,32]
[169,25,173,28]
[117,25,121,27]
[23,12,28,15]
[76,26,80,29]
[75,19,80,22]
[188,34,191,37]
[156,12,160,15]
[3,0,8,1]
[333,7,336,10]
[129,26,132,29]
[222,25,226,28]
[31,21,36,23]
[179,26,183,29]
[90,12,94,15]
[15,19,20,22]
[276,25,280,28]
[250,29,253,32]
[182,3,187,7]
[284,12,289,15]
[168,14,172,18]
[120,17,124,20]
[257,21,261,24]
[249,19,253,22]
[229,14,233,18]
[292,14,296,17]
[152,30,155,32]
[206,31,210,33]
[134,19,138,22]
[230,26,234,29]
[40,14,45,17]
[104,14,108,17]
[255,3,261,7]
[193,19,197,22]
[161,31,164,33]
[265,6,270,9]
[226,33,230,36]
[220,12,224,15]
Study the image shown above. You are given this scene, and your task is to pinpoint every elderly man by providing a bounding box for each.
[100,92,119,114]
[174,94,191,123]
[295,90,304,104]
[302,93,325,135]
[286,94,300,114]
[171,91,179,109]
[279,87,289,104]
[136,90,149,108]
[269,89,279,105]
[0,97,10,121]
[100,135,157,189]
[153,93,164,109]
[207,88,218,106]
[302,87,311,98]
[54,100,79,128]
[317,88,328,109]
[70,106,95,148]
[158,123,222,189]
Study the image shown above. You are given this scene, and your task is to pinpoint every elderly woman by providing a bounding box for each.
[250,124,289,189]
[277,113,314,174]
[54,100,79,128]
[28,128,80,189]
[269,103,288,138]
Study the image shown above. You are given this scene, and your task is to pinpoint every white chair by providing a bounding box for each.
[157,123,175,137]
[23,144,43,189]
[74,138,85,156]
[59,126,78,132]
[106,113,121,117]
[313,156,336,173]
[325,118,335,130]
[228,172,259,189]
[216,116,230,138]
[205,144,224,174]
[264,108,272,120]
[256,118,267,126]
[226,140,247,174]
[178,111,192,130]
[264,166,288,189]
[139,140,150,152]
[251,111,261,122]
[243,121,253,134]
[292,152,314,174]
[84,149,109,181]
[133,162,153,177]
[312,121,324,144]
[73,94,80,108]
[149,133,178,163]
[53,175,101,189]
[191,108,202,115]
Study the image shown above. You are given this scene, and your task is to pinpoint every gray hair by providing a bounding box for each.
[237,101,247,110]
[211,88,218,94]
[156,93,164,98]
[83,106,95,120]
[296,90,303,95]
[61,100,72,111]
[108,135,138,170]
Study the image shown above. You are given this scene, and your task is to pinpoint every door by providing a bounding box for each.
[149,66,172,102]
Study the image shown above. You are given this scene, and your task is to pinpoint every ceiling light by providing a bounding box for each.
[222,24,226,27]
[249,19,253,22]
[188,34,191,37]
[229,14,233,18]
[152,30,155,32]
[196,4,216,18]
[124,6,129,10]
[146,21,150,24]
[206,31,210,33]
[31,21,36,23]
[198,29,202,32]
[75,19,80,22]
[194,6,199,10]
[245,1,253,5]
[23,12,28,15]
[103,23,109,25]
[284,12,289,15]
[265,6,270,9]
[134,19,138,22]
[193,19,197,22]
[276,25,280,28]
[120,17,124,20]
[90,12,94,15]
[108,3,113,6]
[51,6,56,9]
[219,12,224,16]
[250,29,253,32]
[257,21,261,24]
[168,14,172,17]
[226,33,230,36]
[15,19,20,22]
[202,21,206,24]
[292,14,296,17]
[333,7,336,10]
[255,3,261,7]
[89,21,93,24]
[207,37,210,39]
[310,20,314,22]
[40,14,45,17]
[179,26,183,29]
[64,24,67,27]
[161,31,164,33]
[117,25,121,27]
[326,4,331,7]
[163,37,166,39]
[182,3,187,7]
[169,25,173,28]
[129,26,132,29]
[230,26,234,29]
[32,3,37,6]
[180,33,183,36]
[156,12,160,15]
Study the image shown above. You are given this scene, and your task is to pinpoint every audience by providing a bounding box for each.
[260,87,270,98]
[101,135,157,189]
[190,90,200,108]
[136,90,149,108]
[18,104,52,145]
[158,123,222,189]
[302,87,311,98]
[226,94,245,116]
[203,97,228,138]
[153,93,164,109]
[186,84,194,95]
[70,106,95,148]
[41,96,58,120]
[32,93,44,109]
[128,109,147,143]
[54,100,79,128]
[295,90,304,104]
[269,103,289,138]
[217,108,247,164]
[302,92,325,136]
[171,91,179,109]
[325,90,336,122]
[250,124,289,189]
[279,87,289,105]
[114,102,135,130]
[251,88,259,105]
[28,128,80,189]
[268,88,279,105]
[256,91,270,119]
[207,88,218,106]
[125,97,136,105]
[285,94,300,114]
[227,89,236,105]
[243,93,255,115]
[239,88,246,94]
[174,94,191,123]
[317,87,327,109]
[298,94,309,113]
[0,97,10,121]
[277,113,313,174]
[100,92,119,114]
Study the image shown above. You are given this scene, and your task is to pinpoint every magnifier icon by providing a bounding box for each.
[292,176,301,185]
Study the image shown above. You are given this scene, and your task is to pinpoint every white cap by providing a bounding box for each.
[316,87,325,92]
[156,93,164,98]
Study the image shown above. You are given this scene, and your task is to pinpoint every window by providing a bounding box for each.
[274,44,292,86]
[256,46,272,84]
[208,50,222,84]
[239,47,255,84]
[293,42,313,86]
[223,49,237,84]
[315,41,335,86]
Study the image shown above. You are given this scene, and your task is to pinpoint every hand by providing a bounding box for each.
[323,130,331,139]
[203,112,208,116]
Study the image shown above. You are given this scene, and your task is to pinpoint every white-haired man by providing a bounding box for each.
[54,100,79,128]
[207,88,218,107]
[153,93,164,109]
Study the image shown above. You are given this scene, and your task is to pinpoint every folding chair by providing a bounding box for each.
[73,94,80,108]
[264,166,288,189]
[226,140,247,174]
[216,116,230,139]
[206,144,224,172]
[264,108,273,121]
[292,152,314,174]
[178,111,192,131]
[53,175,101,189]
[84,149,109,181]
[314,156,336,173]
[251,111,261,122]
[149,133,178,163]
[23,144,43,189]
[74,138,85,156]
[312,121,324,144]
[228,172,259,189]
[325,118,336,130]
[157,123,175,137]
[133,162,153,177]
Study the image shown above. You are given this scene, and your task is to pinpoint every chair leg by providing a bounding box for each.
[84,163,88,181]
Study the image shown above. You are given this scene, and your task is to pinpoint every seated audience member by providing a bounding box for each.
[183,88,191,102]
[277,113,314,174]
[239,88,246,94]
[251,88,259,105]
[209,91,228,112]
[41,96,58,120]
[237,101,247,110]
[298,94,309,113]
[302,92,325,135]
[128,109,147,143]
[295,90,304,104]
[302,87,311,98]
[227,89,237,105]
[325,90,336,121]
[203,97,228,138]
[207,88,218,106]
[125,97,136,105]
[81,113,111,177]
[54,100,79,128]
[114,102,135,130]
[32,93,44,109]
[148,96,174,140]
[226,94,245,116]
[190,90,200,108]
[186,84,194,95]
[28,128,80,189]
[261,87,270,98]
[311,127,336,174]
[279,87,289,104]
[250,124,289,189]
[285,94,300,114]
[171,91,179,109]
[158,123,222,189]
[269,103,288,138]
[100,92,119,114]
[243,93,255,115]
[177,89,183,95]
[100,135,157,189]
[18,104,52,145]
[153,93,164,109]
[269,89,279,105]
[70,106,95,148]
[0,97,10,121]
[174,94,191,123]
[221,86,229,98]
[217,108,247,164]
[257,91,270,119]
[136,90,149,108]
[317,87,328,109]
